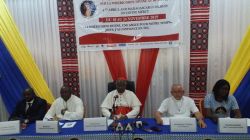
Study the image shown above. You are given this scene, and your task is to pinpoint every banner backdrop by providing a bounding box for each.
[74,0,181,51]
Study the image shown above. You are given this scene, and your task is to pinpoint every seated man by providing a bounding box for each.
[9,88,47,124]
[101,78,141,120]
[43,85,84,121]
[204,79,241,123]
[155,84,206,128]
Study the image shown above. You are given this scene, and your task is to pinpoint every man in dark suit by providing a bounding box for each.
[9,88,47,125]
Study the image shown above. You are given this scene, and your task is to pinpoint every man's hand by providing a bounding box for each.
[21,123,27,129]
[155,111,163,125]
[194,112,207,128]
[24,119,29,124]
[119,114,128,120]
[61,108,67,115]
[113,114,128,120]
[53,116,60,121]
[156,118,163,125]
[198,119,207,128]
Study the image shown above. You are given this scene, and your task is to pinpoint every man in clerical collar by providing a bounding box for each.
[101,77,141,120]
[9,88,47,126]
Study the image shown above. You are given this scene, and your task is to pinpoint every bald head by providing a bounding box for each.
[23,88,35,102]
[171,84,184,100]
[116,79,127,94]
[60,86,72,101]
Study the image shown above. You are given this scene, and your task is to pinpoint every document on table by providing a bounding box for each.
[162,117,170,125]
[247,118,250,126]
[62,122,77,128]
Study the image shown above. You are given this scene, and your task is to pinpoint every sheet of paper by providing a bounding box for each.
[62,122,76,128]
[247,118,250,126]
[107,119,114,126]
[59,122,64,126]
[162,117,170,125]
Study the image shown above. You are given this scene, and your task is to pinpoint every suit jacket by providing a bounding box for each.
[9,96,47,123]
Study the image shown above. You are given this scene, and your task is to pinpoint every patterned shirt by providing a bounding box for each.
[204,93,239,118]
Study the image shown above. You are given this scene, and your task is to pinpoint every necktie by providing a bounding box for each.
[26,103,32,112]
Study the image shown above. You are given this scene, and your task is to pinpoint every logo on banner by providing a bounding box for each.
[80,0,96,17]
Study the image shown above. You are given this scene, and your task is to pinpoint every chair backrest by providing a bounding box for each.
[83,103,86,118]
[46,103,51,112]
[107,80,135,93]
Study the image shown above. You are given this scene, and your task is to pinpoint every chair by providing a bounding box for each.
[107,80,135,93]
[46,103,51,112]
[83,103,87,118]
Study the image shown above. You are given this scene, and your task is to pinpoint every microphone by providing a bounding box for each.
[115,122,124,132]
[124,123,133,132]
[115,122,134,133]
[135,121,143,128]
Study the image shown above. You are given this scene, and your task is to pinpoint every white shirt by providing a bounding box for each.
[158,96,199,117]
[43,95,84,120]
[25,99,34,111]
[101,90,141,118]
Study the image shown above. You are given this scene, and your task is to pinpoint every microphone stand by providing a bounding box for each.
[112,95,118,119]
[109,95,118,133]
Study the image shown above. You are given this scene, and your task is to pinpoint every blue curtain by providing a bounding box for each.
[234,69,250,118]
[0,38,29,114]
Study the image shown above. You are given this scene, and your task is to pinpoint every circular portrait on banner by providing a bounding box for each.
[80,0,96,17]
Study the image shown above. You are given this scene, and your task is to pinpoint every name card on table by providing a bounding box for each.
[162,117,170,125]
[170,117,197,132]
[36,121,60,133]
[247,118,250,126]
[218,118,247,133]
[0,121,20,135]
[84,117,107,131]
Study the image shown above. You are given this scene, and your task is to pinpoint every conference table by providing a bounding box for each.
[0,118,249,140]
